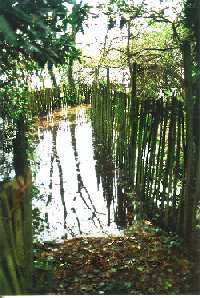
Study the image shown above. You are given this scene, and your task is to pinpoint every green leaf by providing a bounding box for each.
[137,266,145,272]
[124,282,132,289]
[164,281,173,289]
[0,15,16,43]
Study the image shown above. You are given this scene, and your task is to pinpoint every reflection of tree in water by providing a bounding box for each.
[46,125,68,231]
[69,117,104,232]
[115,182,127,227]
[93,144,114,226]
[94,148,128,228]
[45,110,106,237]
[38,107,144,237]
[92,127,144,229]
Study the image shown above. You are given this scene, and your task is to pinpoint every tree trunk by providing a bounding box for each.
[128,62,138,183]
[193,0,200,250]
[182,40,195,245]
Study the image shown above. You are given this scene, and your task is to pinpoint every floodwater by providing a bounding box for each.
[32,105,125,241]
[0,105,139,242]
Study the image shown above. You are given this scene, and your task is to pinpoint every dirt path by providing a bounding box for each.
[33,221,192,295]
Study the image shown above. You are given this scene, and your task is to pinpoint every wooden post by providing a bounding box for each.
[0,169,32,294]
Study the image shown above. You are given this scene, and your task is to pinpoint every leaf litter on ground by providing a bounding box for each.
[33,220,192,295]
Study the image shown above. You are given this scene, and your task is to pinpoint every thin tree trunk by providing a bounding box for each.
[182,40,195,244]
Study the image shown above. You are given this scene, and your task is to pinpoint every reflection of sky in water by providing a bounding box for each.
[33,106,121,241]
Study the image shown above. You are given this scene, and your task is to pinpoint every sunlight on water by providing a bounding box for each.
[33,105,122,241]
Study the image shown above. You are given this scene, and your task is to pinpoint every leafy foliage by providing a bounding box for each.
[0,0,89,71]
[0,0,89,120]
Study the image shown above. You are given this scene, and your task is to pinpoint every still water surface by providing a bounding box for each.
[33,105,123,241]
